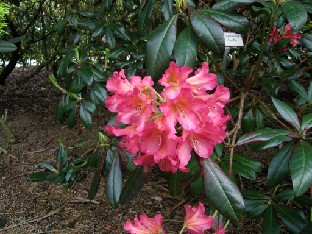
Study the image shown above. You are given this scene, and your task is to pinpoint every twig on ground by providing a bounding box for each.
[69,196,100,205]
[1,204,68,231]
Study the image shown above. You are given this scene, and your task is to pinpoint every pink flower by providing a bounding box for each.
[184,203,214,234]
[124,214,166,234]
[186,62,217,95]
[159,61,192,99]
[268,26,281,44]
[215,225,227,234]
[106,69,133,94]
[282,23,302,46]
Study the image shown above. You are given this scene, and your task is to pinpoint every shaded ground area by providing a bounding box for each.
[0,69,273,233]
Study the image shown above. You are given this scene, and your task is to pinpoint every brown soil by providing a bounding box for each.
[0,69,272,234]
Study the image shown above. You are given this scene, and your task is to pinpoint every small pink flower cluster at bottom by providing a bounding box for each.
[105,62,230,173]
[268,23,302,46]
[124,202,226,234]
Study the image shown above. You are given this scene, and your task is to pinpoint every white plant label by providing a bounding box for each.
[224,32,244,47]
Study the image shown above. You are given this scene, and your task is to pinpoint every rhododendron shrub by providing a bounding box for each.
[268,23,302,47]
[105,62,230,173]
[124,203,228,234]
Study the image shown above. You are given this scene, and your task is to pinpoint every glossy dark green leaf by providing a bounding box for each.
[275,204,307,234]
[82,100,96,113]
[244,199,268,218]
[67,108,76,129]
[301,113,312,131]
[174,27,197,67]
[276,189,295,201]
[211,0,240,11]
[190,10,224,55]
[114,24,132,42]
[0,40,17,53]
[79,105,92,129]
[105,26,116,49]
[57,53,74,77]
[103,0,113,11]
[90,83,107,105]
[200,158,245,222]
[168,172,181,196]
[230,154,262,180]
[200,9,249,34]
[294,195,312,208]
[56,144,68,171]
[256,109,265,129]
[138,0,156,35]
[267,143,293,187]
[281,1,307,32]
[263,206,280,234]
[288,80,309,103]
[146,15,177,79]
[242,109,254,133]
[106,155,122,208]
[300,223,312,234]
[119,167,145,205]
[308,82,312,101]
[301,34,312,51]
[161,0,175,21]
[190,175,203,196]
[242,189,269,200]
[88,166,102,200]
[40,162,57,172]
[28,172,53,181]
[104,149,115,172]
[255,135,292,149]
[236,128,290,146]
[78,64,94,86]
[290,141,312,196]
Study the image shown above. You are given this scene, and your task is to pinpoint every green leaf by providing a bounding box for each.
[174,27,197,67]
[272,97,300,130]
[263,206,280,234]
[40,162,57,172]
[190,10,224,55]
[242,109,254,133]
[78,64,94,86]
[200,158,245,222]
[79,105,92,129]
[275,204,307,234]
[301,113,312,131]
[290,141,312,197]
[106,155,122,208]
[230,154,262,180]
[168,172,181,196]
[267,143,293,187]
[242,189,270,200]
[276,189,295,201]
[88,166,103,200]
[67,108,76,129]
[161,0,176,21]
[244,199,268,218]
[105,26,116,49]
[256,109,265,129]
[0,40,17,53]
[119,167,145,205]
[146,15,177,79]
[288,80,309,103]
[200,9,249,34]
[308,82,312,101]
[255,135,292,149]
[190,175,203,196]
[236,128,290,146]
[138,0,156,35]
[300,223,312,234]
[281,1,307,32]
[56,144,68,171]
[301,34,312,51]
[103,0,113,11]
[90,83,107,105]
[28,172,53,181]
[82,100,96,113]
[211,0,241,11]
[114,24,132,42]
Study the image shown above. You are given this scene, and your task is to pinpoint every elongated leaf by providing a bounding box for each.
[161,0,175,21]
[190,175,203,196]
[28,172,53,181]
[56,144,68,171]
[174,27,197,67]
[281,1,307,32]
[106,155,122,208]
[263,206,280,234]
[272,97,300,130]
[88,156,104,200]
[276,189,295,200]
[242,189,270,200]
[0,40,17,53]
[200,9,249,34]
[256,109,265,129]
[138,0,156,35]
[211,0,240,11]
[275,204,307,234]
[244,199,268,218]
[168,172,181,196]
[79,105,92,129]
[242,109,254,133]
[190,10,224,55]
[255,135,291,149]
[301,34,312,51]
[236,128,290,146]
[288,80,309,102]
[146,15,177,79]
[119,167,145,205]
[227,154,261,180]
[103,0,113,11]
[200,158,245,222]
[290,141,312,196]
[300,223,312,234]
[267,143,293,187]
[301,113,312,131]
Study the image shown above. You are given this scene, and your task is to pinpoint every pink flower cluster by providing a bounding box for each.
[268,23,302,46]
[124,202,226,234]
[105,62,230,172]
